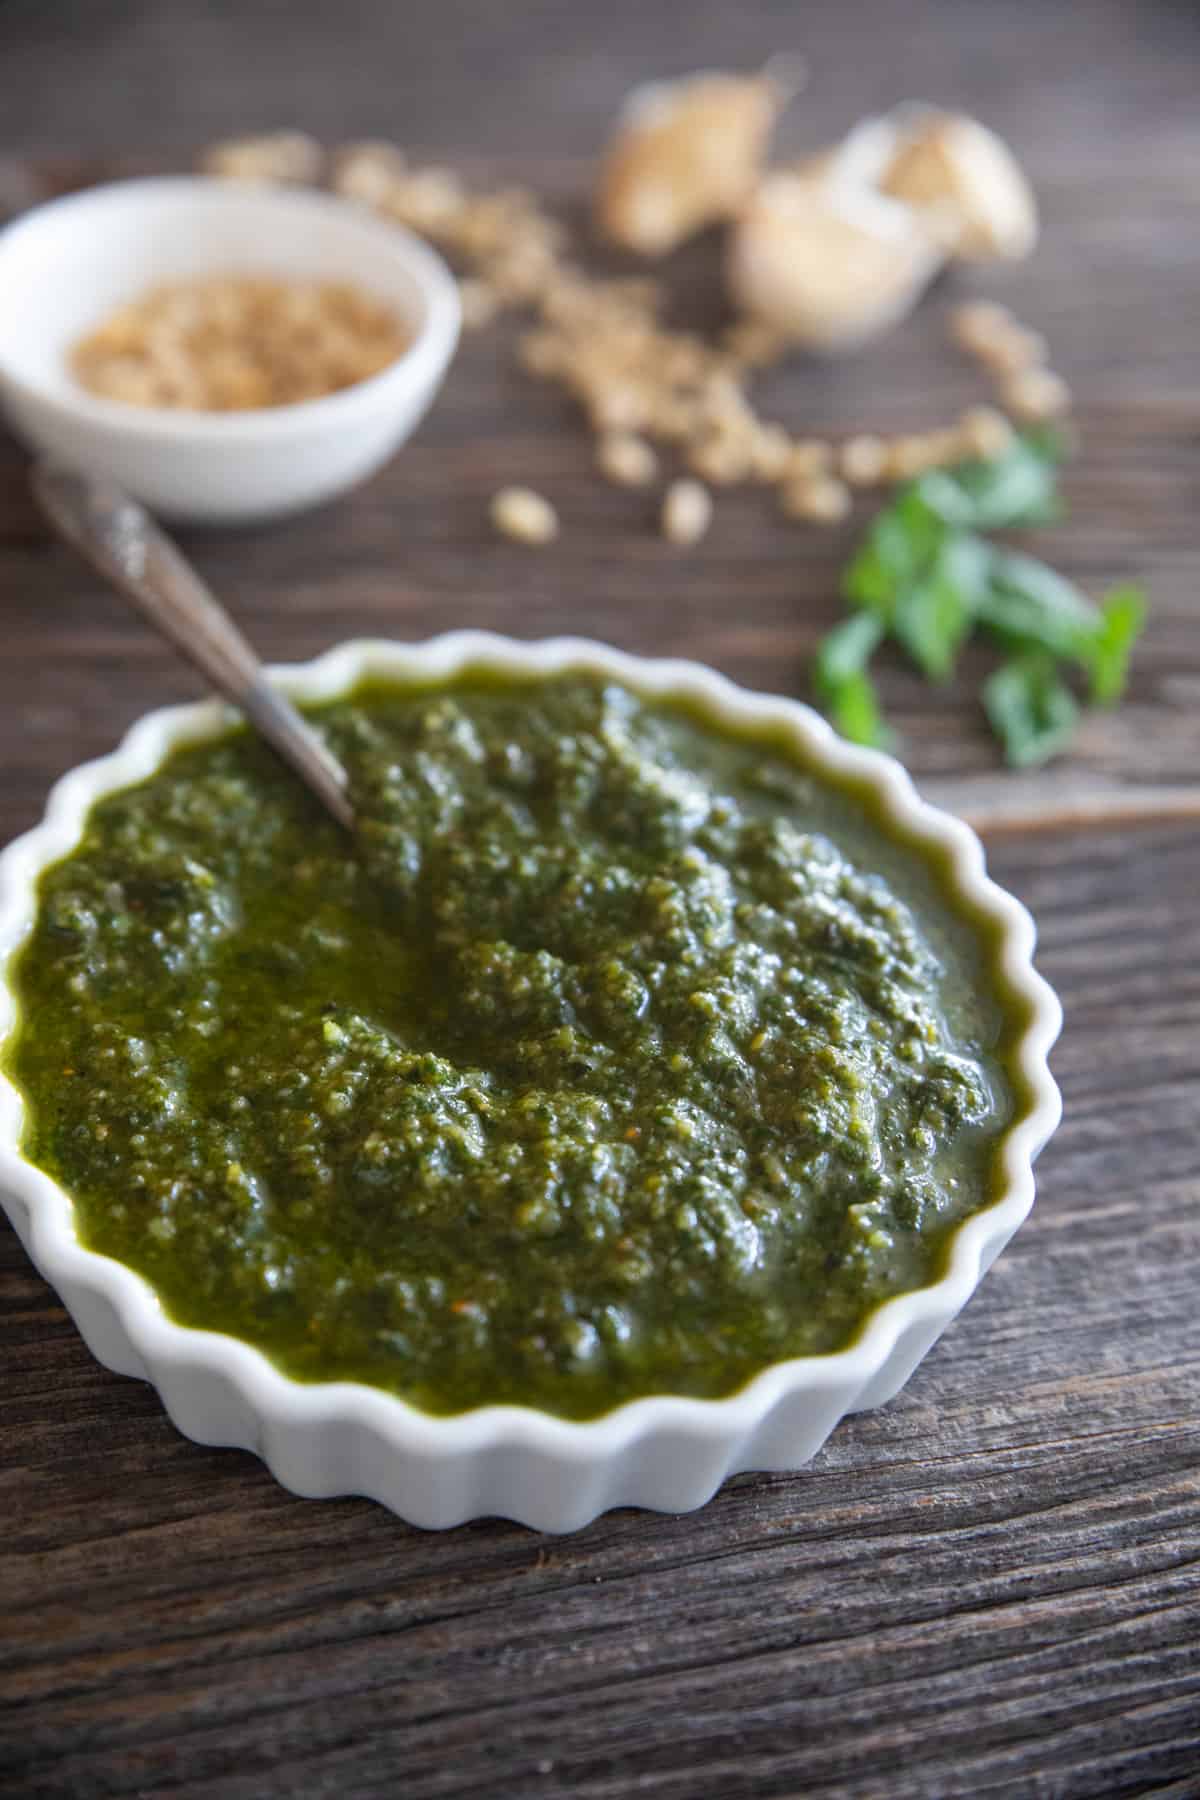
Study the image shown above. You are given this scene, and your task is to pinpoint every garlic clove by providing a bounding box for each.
[791,111,901,193]
[725,171,944,353]
[878,107,1038,263]
[596,65,799,257]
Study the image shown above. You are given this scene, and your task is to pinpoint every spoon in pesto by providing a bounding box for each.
[32,459,356,832]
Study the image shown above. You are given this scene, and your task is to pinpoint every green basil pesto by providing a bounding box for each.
[5,674,1018,1419]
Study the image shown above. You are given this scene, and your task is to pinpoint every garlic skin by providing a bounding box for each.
[596,69,794,257]
[726,171,944,353]
[878,108,1038,263]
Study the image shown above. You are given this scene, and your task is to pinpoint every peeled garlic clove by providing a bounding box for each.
[878,108,1038,262]
[596,65,798,257]
[726,172,943,353]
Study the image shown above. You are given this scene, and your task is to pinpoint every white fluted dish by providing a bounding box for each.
[0,634,1062,1532]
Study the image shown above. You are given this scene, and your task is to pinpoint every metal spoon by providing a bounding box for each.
[32,459,355,831]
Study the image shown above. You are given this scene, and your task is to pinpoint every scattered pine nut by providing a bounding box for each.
[459,279,499,330]
[973,325,1047,378]
[391,166,467,229]
[784,439,835,480]
[1002,367,1072,421]
[597,432,659,487]
[686,433,752,486]
[662,479,713,546]
[949,300,1015,354]
[885,431,964,481]
[840,435,890,487]
[587,383,649,433]
[201,131,323,185]
[958,404,1015,460]
[490,486,559,544]
[950,301,1046,378]
[748,423,793,482]
[780,474,852,522]
[331,140,408,206]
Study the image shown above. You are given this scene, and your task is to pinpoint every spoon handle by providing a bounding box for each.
[32,460,355,831]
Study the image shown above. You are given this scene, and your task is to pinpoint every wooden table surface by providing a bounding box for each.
[2,3,1199,1795]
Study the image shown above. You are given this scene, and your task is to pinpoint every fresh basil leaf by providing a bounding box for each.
[894,573,970,681]
[843,490,944,617]
[841,530,897,614]
[937,530,996,605]
[914,433,1064,532]
[1086,585,1147,705]
[822,427,1142,768]
[820,670,894,750]
[812,612,892,747]
[975,547,1100,663]
[983,655,1081,766]
[987,548,1097,622]
[905,533,997,675]
[814,609,887,684]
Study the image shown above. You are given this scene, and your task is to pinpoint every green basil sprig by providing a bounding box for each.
[812,430,1146,765]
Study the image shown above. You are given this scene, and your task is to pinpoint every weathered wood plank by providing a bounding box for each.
[2,0,1199,1795]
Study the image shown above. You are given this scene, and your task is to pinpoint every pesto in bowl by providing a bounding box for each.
[4,671,1016,1421]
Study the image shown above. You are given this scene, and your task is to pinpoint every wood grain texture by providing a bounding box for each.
[2,2,1199,1796]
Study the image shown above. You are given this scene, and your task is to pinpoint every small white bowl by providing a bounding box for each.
[0,634,1062,1532]
[0,177,460,523]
